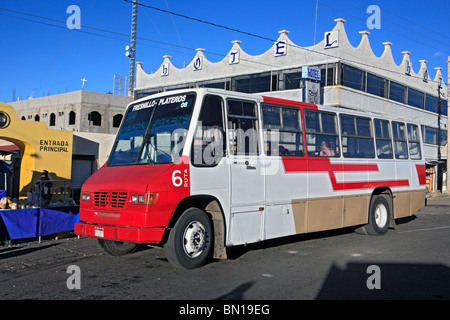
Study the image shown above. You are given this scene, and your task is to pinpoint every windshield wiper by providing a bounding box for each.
[139,138,155,165]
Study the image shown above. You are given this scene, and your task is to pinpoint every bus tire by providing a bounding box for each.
[360,195,391,236]
[98,239,139,256]
[164,208,213,269]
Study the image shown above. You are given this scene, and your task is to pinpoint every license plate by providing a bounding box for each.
[94,227,104,238]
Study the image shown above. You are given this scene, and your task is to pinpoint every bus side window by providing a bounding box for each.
[407,123,422,160]
[392,121,408,159]
[227,100,259,155]
[305,110,340,157]
[340,114,375,158]
[262,104,304,156]
[191,95,225,166]
[374,119,393,159]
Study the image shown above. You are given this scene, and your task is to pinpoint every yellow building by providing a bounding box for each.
[0,102,73,197]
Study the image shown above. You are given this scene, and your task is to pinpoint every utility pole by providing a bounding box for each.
[127,0,138,98]
[446,57,450,193]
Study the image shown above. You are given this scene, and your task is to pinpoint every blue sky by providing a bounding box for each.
[0,0,449,102]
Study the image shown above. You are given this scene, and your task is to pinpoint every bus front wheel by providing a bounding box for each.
[164,208,213,269]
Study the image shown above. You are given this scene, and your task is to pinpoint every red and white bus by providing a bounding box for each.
[75,88,426,269]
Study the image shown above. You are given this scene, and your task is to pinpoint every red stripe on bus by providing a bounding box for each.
[262,96,318,109]
[415,164,426,185]
[282,157,409,191]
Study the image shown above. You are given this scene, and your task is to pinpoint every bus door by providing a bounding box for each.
[261,104,306,239]
[190,94,228,199]
[227,99,265,245]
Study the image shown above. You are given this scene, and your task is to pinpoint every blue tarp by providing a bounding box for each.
[0,206,79,241]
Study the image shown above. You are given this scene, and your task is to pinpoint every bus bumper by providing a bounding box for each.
[75,222,165,244]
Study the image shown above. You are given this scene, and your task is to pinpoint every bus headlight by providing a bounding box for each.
[81,193,91,201]
[130,193,157,205]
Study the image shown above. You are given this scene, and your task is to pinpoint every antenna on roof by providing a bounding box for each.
[313,0,319,45]
[127,0,138,98]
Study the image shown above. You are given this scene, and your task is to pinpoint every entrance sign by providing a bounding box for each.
[0,103,73,197]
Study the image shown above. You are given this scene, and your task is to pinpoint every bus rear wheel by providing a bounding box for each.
[356,195,391,236]
[98,239,139,256]
[164,208,213,269]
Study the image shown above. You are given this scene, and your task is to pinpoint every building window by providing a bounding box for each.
[442,99,448,116]
[49,113,56,126]
[342,64,365,91]
[34,115,40,121]
[407,88,424,109]
[198,79,228,90]
[320,64,336,87]
[233,72,271,93]
[422,125,447,146]
[425,95,438,113]
[389,81,406,104]
[112,114,123,128]
[367,73,386,98]
[88,111,102,126]
[69,111,76,125]
[284,72,302,90]
[135,90,159,100]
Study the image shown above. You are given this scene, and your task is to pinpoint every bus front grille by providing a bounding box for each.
[93,192,127,208]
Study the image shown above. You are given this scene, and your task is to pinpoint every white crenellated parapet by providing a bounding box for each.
[135,17,447,97]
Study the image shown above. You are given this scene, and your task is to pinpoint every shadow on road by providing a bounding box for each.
[225,215,419,261]
[316,262,450,300]
[0,243,60,260]
[225,226,366,260]
[214,281,255,300]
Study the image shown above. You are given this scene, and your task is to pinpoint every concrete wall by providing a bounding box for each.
[8,90,132,134]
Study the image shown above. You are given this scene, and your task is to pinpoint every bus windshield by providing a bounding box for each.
[108,93,195,166]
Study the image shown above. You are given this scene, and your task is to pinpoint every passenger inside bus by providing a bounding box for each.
[319,141,335,157]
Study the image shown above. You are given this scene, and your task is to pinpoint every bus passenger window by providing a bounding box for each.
[262,104,304,156]
[340,115,375,158]
[374,119,393,159]
[305,110,339,157]
[407,123,422,160]
[228,100,259,155]
[392,121,408,159]
[191,95,225,166]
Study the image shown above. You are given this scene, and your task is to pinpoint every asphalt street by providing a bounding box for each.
[1,197,449,304]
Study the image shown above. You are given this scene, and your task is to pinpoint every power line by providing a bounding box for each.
[0,7,285,73]
[334,0,450,51]
[123,0,274,42]
[357,0,450,41]
[127,1,448,85]
[1,4,447,89]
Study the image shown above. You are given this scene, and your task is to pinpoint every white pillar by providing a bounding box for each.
[446,56,450,193]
